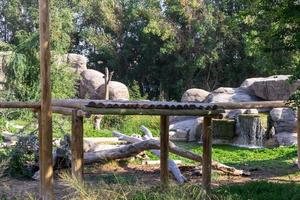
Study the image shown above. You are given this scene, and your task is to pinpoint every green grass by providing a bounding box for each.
[58,172,300,200]
[213,181,300,200]
[145,142,298,175]
[84,115,160,137]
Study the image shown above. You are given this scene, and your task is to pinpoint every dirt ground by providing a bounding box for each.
[1,162,300,199]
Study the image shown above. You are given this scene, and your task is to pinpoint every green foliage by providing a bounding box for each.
[1,0,299,100]
[6,133,39,178]
[214,181,300,200]
[83,115,160,137]
[145,142,298,173]
[129,80,148,100]
[1,0,76,102]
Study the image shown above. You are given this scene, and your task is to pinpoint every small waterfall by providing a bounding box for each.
[234,114,266,147]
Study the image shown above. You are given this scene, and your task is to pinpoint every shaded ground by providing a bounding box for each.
[1,161,300,199]
[0,142,299,199]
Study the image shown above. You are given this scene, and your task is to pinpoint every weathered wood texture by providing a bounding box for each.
[297,109,300,169]
[104,67,114,100]
[216,101,289,109]
[160,116,169,186]
[202,116,212,193]
[52,99,291,110]
[113,129,187,184]
[52,106,91,118]
[39,0,53,198]
[0,101,40,108]
[84,140,160,163]
[83,107,224,116]
[71,110,84,181]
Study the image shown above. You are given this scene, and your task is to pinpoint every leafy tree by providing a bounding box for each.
[1,0,77,101]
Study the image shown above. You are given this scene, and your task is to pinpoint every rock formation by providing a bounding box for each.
[96,81,129,100]
[79,69,105,99]
[241,75,300,100]
[173,75,299,146]
[181,88,210,102]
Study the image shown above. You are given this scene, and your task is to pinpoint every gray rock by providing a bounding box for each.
[96,81,130,100]
[212,119,236,140]
[275,132,297,146]
[241,75,300,100]
[245,109,259,114]
[0,51,12,90]
[66,53,88,74]
[169,117,203,142]
[169,116,198,124]
[57,53,88,74]
[226,109,247,119]
[270,108,297,133]
[79,69,105,98]
[204,87,261,103]
[169,130,189,141]
[264,137,279,148]
[181,88,210,103]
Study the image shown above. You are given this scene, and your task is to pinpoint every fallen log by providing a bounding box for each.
[88,136,249,177]
[84,139,158,164]
[113,131,187,184]
[140,126,249,176]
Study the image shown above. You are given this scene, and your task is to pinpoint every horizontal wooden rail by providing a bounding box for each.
[0,100,292,115]
[52,99,89,109]
[52,99,290,110]
[52,106,91,118]
[83,108,225,116]
[0,101,40,109]
[215,101,290,109]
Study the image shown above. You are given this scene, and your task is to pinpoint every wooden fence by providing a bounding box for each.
[0,100,298,199]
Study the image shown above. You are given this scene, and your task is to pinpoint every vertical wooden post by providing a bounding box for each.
[202,116,212,193]
[71,110,84,181]
[297,109,300,169]
[160,115,169,186]
[39,0,53,198]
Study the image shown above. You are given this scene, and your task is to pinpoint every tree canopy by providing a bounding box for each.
[0,0,299,101]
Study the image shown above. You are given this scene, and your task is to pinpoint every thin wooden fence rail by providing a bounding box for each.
[51,99,290,111]
[0,101,40,109]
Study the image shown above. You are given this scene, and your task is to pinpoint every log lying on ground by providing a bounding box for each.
[113,131,187,184]
[141,126,249,176]
[33,131,249,180]
[89,137,249,176]
[84,139,159,164]
[113,127,250,176]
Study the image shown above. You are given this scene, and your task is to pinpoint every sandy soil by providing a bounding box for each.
[1,162,299,199]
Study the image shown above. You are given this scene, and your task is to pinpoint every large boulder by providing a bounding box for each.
[96,81,129,100]
[66,54,88,74]
[181,88,210,103]
[274,132,297,146]
[169,117,203,142]
[204,87,261,103]
[79,69,105,98]
[59,53,88,74]
[241,75,300,100]
[270,108,297,133]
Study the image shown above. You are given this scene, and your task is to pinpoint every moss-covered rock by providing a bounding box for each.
[212,119,235,140]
